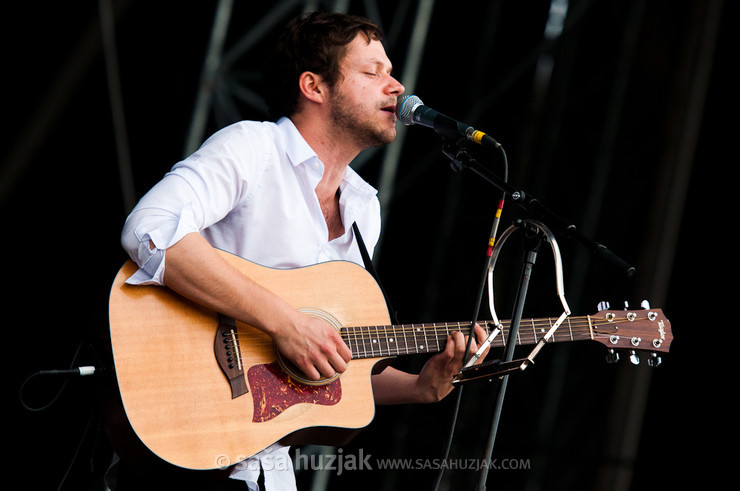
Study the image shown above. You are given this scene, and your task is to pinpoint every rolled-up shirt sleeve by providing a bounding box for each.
[120,178,204,285]
[121,125,258,285]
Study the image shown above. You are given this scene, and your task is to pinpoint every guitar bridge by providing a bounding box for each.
[214,314,249,398]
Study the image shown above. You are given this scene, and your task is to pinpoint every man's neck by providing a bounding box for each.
[291,113,359,193]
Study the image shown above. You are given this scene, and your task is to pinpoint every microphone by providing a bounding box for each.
[396,95,499,148]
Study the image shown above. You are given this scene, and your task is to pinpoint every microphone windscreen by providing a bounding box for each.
[396,95,423,125]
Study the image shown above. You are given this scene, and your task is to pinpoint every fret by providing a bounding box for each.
[362,326,372,358]
[434,323,442,352]
[566,317,574,341]
[384,325,396,356]
[412,324,424,353]
[373,325,381,356]
[417,326,429,351]
[388,325,398,356]
[345,325,355,357]
[400,323,410,355]
[347,325,355,356]
[380,325,389,354]
[531,318,537,344]
[359,324,368,357]
[551,317,560,342]
[353,325,362,356]
[383,326,391,355]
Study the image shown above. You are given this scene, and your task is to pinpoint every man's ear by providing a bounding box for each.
[297,71,327,104]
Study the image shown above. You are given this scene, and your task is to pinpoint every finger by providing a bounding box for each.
[318,322,351,363]
[471,324,490,363]
[298,359,322,381]
[458,329,478,354]
[294,344,334,381]
[314,356,340,379]
[323,330,350,371]
[311,342,347,378]
[450,331,465,358]
[336,338,352,363]
[474,324,487,343]
[327,351,348,374]
[442,332,457,361]
[466,331,479,352]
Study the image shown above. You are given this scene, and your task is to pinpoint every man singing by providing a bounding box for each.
[117,11,487,490]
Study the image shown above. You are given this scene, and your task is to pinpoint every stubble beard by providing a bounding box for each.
[328,92,397,150]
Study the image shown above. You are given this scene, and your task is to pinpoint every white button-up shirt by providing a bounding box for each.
[120,116,381,489]
[122,117,380,284]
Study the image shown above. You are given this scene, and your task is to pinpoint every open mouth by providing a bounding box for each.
[381,104,397,116]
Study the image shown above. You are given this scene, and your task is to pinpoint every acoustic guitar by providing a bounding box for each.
[107,250,672,471]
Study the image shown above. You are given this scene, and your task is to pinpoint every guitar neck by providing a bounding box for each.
[342,315,595,360]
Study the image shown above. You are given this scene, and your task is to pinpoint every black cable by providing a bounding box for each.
[19,342,104,411]
[19,341,109,490]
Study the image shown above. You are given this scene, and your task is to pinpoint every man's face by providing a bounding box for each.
[328,35,405,149]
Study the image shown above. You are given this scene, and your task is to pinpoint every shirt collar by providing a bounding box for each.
[277,116,378,198]
[277,117,317,167]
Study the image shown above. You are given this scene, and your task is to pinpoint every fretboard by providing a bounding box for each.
[341,316,595,360]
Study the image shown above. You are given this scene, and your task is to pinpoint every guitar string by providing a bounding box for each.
[229,332,634,367]
[335,318,633,340]
[230,322,598,346]
[230,317,645,345]
[230,317,643,361]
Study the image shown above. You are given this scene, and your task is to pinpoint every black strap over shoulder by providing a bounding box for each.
[352,222,398,323]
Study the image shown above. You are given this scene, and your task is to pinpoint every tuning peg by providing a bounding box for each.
[629,350,640,365]
[647,353,662,367]
[606,349,620,364]
[641,300,651,309]
[597,301,610,312]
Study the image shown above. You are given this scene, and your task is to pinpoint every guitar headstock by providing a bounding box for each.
[590,304,672,366]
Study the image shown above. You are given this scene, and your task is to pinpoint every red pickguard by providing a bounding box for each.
[247,362,342,422]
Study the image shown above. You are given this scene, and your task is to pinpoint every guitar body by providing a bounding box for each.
[107,251,392,471]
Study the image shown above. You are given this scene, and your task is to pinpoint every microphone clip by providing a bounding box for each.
[441,137,476,173]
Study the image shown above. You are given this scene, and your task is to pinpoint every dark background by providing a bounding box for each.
[6,1,731,489]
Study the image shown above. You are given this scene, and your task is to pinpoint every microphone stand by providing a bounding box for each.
[441,140,635,278]
[437,137,634,490]
[478,222,542,490]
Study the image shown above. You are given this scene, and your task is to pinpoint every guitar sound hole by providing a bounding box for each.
[275,308,344,386]
[275,352,341,386]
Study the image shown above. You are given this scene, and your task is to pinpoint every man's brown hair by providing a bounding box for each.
[263,11,384,119]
